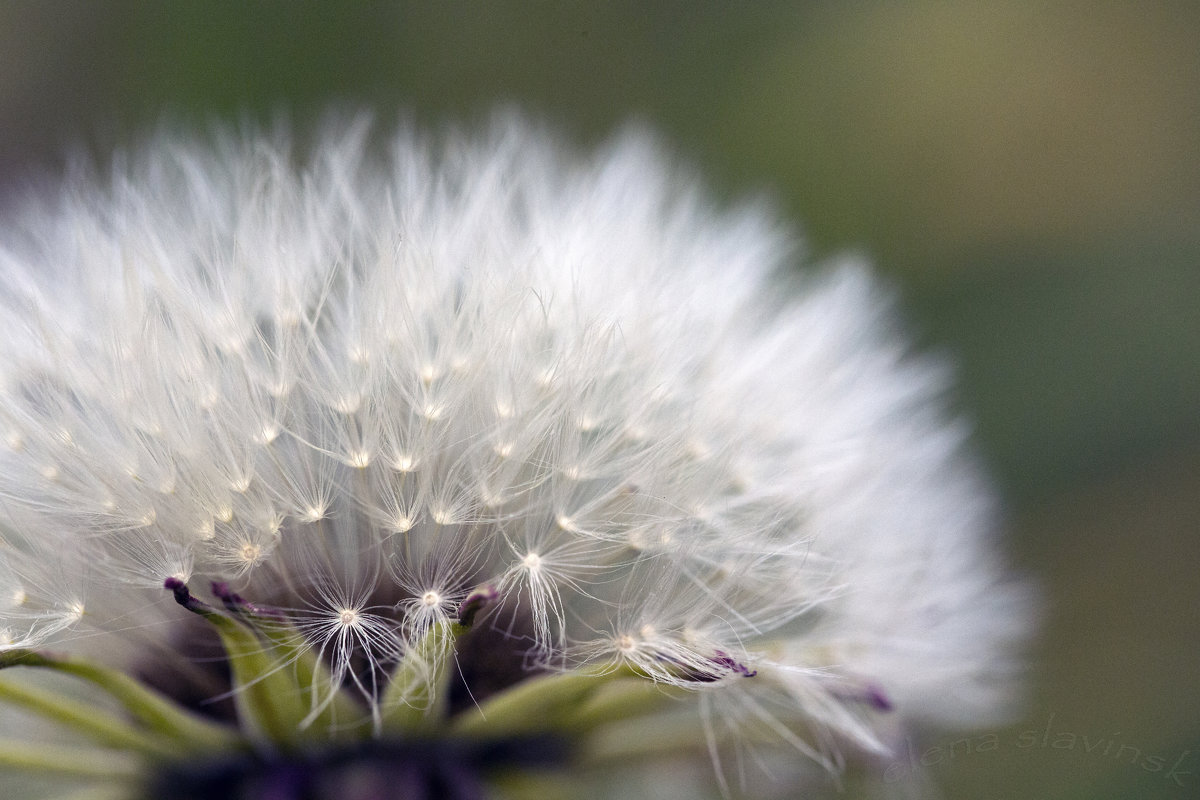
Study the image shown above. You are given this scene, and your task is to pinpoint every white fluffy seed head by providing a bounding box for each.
[0,116,1029,767]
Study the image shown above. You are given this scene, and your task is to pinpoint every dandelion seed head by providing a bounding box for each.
[0,116,1030,792]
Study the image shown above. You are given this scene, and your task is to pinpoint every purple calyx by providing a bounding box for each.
[456,586,499,629]
[211,581,283,620]
[711,650,758,678]
[164,577,217,618]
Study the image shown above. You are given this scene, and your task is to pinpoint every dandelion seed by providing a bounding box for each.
[419,402,444,421]
[345,450,372,469]
[297,505,327,524]
[0,116,1030,800]
[255,423,280,445]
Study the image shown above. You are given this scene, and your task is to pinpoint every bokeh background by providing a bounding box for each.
[1,2,1196,798]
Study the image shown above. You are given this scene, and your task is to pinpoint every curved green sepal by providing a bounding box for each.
[576,705,715,764]
[0,740,142,780]
[1,649,240,753]
[380,619,461,734]
[449,668,617,738]
[381,586,498,734]
[0,672,181,759]
[166,578,308,748]
[210,583,366,738]
[563,675,679,731]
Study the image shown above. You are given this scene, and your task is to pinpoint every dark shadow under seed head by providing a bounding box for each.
[148,736,569,800]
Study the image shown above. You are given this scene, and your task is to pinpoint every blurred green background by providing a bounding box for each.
[1,2,1196,798]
